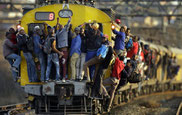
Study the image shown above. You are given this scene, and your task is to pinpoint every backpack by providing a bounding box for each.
[125,38,133,50]
[43,36,55,54]
[26,36,34,52]
[128,72,142,83]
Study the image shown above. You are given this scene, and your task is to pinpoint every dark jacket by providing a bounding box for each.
[3,38,18,58]
[68,29,74,49]
[102,46,113,69]
[85,28,103,51]
[17,34,29,53]
[80,34,87,53]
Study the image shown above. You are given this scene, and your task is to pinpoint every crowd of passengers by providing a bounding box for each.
[3,17,180,112]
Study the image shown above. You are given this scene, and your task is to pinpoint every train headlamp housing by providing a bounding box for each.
[59,9,73,18]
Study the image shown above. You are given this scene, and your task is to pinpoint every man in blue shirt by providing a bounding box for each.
[112,26,126,56]
[33,26,46,82]
[70,27,82,80]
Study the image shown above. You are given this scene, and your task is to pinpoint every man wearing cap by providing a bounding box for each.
[33,26,46,82]
[70,27,82,80]
[3,32,21,81]
[17,27,38,82]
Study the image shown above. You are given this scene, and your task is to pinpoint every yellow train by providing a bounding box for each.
[20,4,111,86]
[18,3,182,114]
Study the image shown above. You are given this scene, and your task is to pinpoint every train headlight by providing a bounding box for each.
[16,24,21,29]
[111,24,115,30]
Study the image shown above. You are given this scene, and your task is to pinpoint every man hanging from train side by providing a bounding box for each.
[3,32,21,82]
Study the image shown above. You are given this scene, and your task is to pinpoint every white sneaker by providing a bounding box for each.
[62,78,66,83]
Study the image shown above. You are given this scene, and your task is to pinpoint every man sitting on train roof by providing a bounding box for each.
[3,32,21,82]
[111,25,126,57]
[56,16,71,82]
[33,26,46,82]
[17,27,38,82]
[45,27,64,82]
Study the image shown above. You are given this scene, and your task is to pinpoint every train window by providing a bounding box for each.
[35,12,55,21]
[28,23,45,37]
[85,23,103,32]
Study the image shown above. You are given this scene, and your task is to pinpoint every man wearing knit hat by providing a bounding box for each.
[17,27,38,82]
[33,26,46,82]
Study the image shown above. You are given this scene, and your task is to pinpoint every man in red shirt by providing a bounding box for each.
[9,28,18,53]
[102,56,125,112]
[127,36,139,58]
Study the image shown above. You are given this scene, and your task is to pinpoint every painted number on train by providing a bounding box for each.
[35,12,55,21]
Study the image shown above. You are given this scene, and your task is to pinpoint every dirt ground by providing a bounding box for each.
[0,23,26,106]
[108,91,182,115]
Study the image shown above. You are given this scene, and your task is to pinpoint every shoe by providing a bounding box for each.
[107,107,111,112]
[75,78,82,81]
[45,80,49,83]
[11,67,18,73]
[78,79,82,82]
[83,76,87,80]
[83,76,90,82]
[62,78,66,83]
[56,80,61,82]
[70,79,75,81]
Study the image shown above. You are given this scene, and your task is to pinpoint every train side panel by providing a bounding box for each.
[176,54,182,81]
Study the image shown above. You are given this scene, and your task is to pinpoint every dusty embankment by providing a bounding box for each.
[0,23,26,106]
[108,91,182,115]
